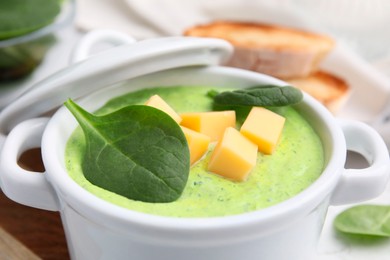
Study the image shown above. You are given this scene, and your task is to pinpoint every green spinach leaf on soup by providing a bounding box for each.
[209,85,303,107]
[65,99,190,203]
[334,205,390,237]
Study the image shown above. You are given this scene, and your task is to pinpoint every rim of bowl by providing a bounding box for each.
[42,67,346,238]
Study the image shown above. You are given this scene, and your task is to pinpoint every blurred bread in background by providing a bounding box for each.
[286,71,350,114]
[184,20,350,114]
[184,21,335,79]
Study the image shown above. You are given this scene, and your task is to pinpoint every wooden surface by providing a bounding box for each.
[0,226,40,260]
[0,148,70,259]
[0,191,69,259]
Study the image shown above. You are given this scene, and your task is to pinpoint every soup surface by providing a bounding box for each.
[65,86,324,217]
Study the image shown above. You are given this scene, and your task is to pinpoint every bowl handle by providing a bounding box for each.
[0,118,59,211]
[330,119,390,205]
[70,29,136,63]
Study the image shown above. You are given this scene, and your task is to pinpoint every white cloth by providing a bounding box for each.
[75,0,320,39]
[76,0,390,60]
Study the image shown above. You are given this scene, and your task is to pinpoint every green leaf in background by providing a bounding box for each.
[334,205,390,237]
[0,35,55,82]
[0,0,61,40]
[64,99,190,203]
[211,85,303,107]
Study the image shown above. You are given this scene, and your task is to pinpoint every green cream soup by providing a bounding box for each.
[65,86,324,217]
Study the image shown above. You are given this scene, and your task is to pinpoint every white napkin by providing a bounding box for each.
[76,0,390,61]
[75,0,321,39]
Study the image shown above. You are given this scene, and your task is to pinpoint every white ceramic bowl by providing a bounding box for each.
[0,35,389,260]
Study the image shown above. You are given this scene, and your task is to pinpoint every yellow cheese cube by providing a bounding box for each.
[207,127,257,181]
[145,95,182,123]
[180,111,236,141]
[181,126,211,165]
[240,107,285,154]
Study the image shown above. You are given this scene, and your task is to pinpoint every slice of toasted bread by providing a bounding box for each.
[286,71,350,114]
[184,21,335,79]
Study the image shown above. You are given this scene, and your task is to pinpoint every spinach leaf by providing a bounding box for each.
[0,0,61,40]
[64,99,190,203]
[211,85,303,107]
[334,205,390,237]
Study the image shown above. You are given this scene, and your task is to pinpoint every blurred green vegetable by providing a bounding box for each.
[0,0,61,40]
[0,35,55,82]
[0,0,62,82]
[334,205,390,237]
